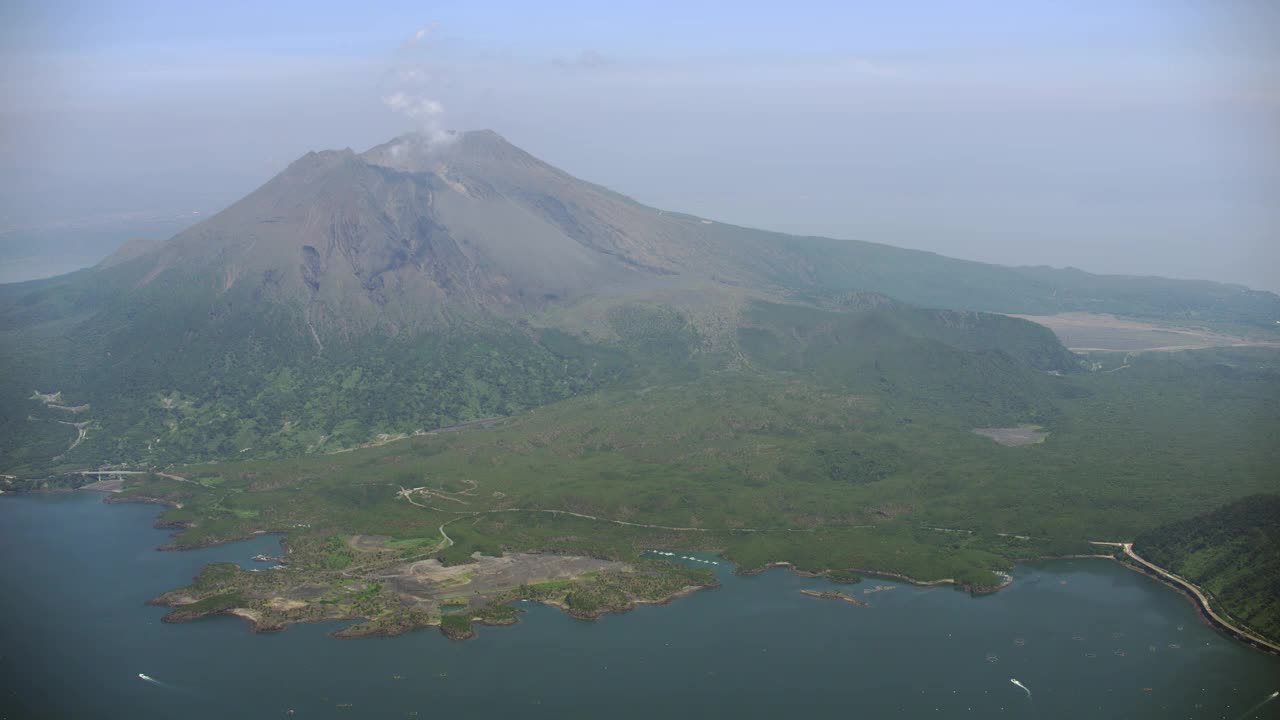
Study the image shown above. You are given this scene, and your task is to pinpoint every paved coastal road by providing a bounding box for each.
[1092,540,1280,654]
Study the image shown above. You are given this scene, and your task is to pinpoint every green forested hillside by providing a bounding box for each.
[0,287,1080,475]
[0,322,631,472]
[72,338,1280,598]
[1135,495,1280,643]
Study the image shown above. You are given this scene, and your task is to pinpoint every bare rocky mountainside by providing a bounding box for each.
[1,129,1278,475]
[98,130,802,340]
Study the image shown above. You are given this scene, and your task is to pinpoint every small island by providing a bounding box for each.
[799,589,868,606]
[148,545,719,641]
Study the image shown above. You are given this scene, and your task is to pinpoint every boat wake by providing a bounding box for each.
[1233,690,1278,720]
[137,673,188,693]
[1010,678,1032,700]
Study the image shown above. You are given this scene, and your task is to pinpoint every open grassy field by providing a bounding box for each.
[1007,312,1280,352]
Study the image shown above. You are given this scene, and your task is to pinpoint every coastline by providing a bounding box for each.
[103,494,289,550]
[104,494,182,509]
[1112,543,1280,656]
[735,560,1012,594]
[136,533,1280,653]
[85,493,725,642]
[8,490,1280,717]
[22,492,1274,653]
[799,588,867,606]
[539,582,714,620]
[763,549,1276,655]
[154,580,718,641]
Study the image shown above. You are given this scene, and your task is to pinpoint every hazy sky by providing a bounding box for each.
[2,0,1277,290]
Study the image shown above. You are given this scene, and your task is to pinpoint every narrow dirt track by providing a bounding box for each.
[396,486,758,533]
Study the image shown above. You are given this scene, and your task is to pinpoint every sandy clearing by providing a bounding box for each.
[229,608,263,623]
[973,425,1047,446]
[267,597,308,611]
[382,552,623,600]
[1007,312,1280,352]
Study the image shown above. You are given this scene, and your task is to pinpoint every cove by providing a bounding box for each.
[2,492,1278,719]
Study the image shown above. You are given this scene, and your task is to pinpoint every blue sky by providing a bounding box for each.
[3,1,1255,57]
[2,1,1277,289]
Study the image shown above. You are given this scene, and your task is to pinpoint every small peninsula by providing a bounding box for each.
[799,589,868,606]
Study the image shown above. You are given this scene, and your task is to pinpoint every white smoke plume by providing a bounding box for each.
[383,23,455,147]
[383,91,443,120]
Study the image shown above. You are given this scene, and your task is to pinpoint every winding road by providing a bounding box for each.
[396,485,764,534]
[1091,541,1280,654]
[401,489,1280,654]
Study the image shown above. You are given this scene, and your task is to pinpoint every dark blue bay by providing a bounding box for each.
[2,492,1277,719]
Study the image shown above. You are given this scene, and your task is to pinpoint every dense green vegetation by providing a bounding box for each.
[101,321,1278,595]
[1135,495,1280,643]
[321,536,354,570]
[438,614,474,638]
[0,309,630,474]
[0,294,1074,476]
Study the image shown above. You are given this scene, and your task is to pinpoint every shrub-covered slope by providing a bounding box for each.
[1135,494,1280,643]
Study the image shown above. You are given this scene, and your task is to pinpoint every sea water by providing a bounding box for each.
[2,492,1277,719]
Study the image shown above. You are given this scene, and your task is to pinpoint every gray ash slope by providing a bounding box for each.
[114,130,803,339]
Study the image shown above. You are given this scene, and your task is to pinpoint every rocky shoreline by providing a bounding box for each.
[101,494,289,550]
[1115,555,1280,656]
[151,580,718,642]
[103,494,181,509]
[541,582,715,621]
[799,589,867,606]
[736,560,1013,594]
[734,561,826,578]
[20,489,1273,656]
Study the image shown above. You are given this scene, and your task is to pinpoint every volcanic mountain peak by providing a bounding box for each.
[361,129,548,174]
[117,129,725,338]
[58,129,1280,351]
